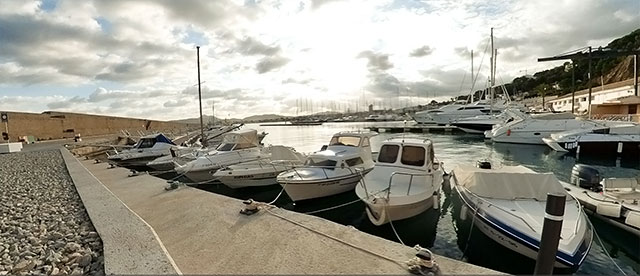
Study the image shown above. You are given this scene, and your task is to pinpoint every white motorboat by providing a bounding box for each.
[562,164,640,237]
[412,100,467,124]
[146,130,268,171]
[543,123,640,156]
[450,109,519,134]
[175,129,269,183]
[355,136,444,225]
[213,145,306,189]
[428,100,506,126]
[450,162,593,272]
[107,133,179,169]
[277,131,377,201]
[487,110,625,145]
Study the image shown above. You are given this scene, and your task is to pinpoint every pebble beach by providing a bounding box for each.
[0,150,104,276]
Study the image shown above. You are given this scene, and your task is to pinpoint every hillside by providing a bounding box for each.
[507,28,640,98]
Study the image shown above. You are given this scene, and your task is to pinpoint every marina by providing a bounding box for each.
[1,2,639,275]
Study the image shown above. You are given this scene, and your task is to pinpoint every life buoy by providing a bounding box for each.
[507,129,511,136]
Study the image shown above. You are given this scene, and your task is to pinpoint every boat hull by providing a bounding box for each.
[363,193,437,226]
[217,171,279,188]
[280,172,367,202]
[182,168,220,183]
[453,186,592,271]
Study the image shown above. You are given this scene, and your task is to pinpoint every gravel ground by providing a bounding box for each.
[0,150,104,276]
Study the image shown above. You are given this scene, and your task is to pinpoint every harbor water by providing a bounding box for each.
[194,121,639,275]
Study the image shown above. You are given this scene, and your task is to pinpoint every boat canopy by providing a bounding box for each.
[270,145,305,161]
[218,129,259,151]
[134,133,175,148]
[454,165,569,201]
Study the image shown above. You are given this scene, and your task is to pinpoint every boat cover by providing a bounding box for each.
[222,129,259,147]
[453,165,568,201]
[155,134,176,145]
[270,145,304,161]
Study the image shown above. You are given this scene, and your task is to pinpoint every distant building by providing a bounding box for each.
[548,78,639,113]
[519,95,558,111]
[368,104,374,112]
[591,95,640,122]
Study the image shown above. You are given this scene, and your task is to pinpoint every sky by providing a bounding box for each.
[0,0,638,120]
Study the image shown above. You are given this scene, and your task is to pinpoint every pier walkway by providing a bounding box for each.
[62,148,500,274]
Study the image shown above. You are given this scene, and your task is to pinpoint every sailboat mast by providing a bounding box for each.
[471,50,474,102]
[490,27,494,114]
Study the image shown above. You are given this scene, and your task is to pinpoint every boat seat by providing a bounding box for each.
[603,178,640,202]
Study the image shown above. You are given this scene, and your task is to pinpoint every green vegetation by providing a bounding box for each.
[509,28,640,98]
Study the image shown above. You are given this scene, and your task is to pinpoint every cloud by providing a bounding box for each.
[163,99,190,107]
[357,51,394,71]
[409,46,434,57]
[234,36,281,56]
[256,56,290,73]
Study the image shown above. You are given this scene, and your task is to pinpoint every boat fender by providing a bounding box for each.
[506,129,511,136]
[624,211,640,229]
[240,199,260,216]
[433,192,439,210]
[596,203,621,218]
[407,246,441,276]
[460,205,468,221]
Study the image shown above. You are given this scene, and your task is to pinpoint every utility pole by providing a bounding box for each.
[196,46,205,147]
[587,46,592,118]
[635,54,638,96]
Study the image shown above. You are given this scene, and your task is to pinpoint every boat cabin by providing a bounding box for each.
[216,129,260,152]
[132,133,175,149]
[304,132,377,170]
[376,138,436,170]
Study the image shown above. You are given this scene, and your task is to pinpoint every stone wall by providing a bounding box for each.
[0,111,198,142]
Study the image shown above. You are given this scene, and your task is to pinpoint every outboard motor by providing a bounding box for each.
[476,160,492,169]
[570,164,602,192]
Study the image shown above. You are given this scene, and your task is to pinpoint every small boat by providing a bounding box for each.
[486,110,627,145]
[543,124,640,156]
[175,129,269,183]
[277,131,377,201]
[563,164,640,237]
[355,136,444,225]
[450,162,593,272]
[213,145,306,188]
[146,130,267,172]
[107,133,179,169]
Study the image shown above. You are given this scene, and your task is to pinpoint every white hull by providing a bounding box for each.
[363,193,437,226]
[281,173,364,201]
[491,130,559,145]
[217,171,280,188]
[182,168,220,183]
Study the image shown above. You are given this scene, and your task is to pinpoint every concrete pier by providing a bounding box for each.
[366,125,462,134]
[62,148,500,275]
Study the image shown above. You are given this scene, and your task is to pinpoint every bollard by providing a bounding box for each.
[534,193,566,275]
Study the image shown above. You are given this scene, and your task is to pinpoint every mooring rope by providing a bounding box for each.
[587,216,628,276]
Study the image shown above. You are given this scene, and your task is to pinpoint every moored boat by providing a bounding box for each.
[355,136,444,225]
[277,131,377,201]
[450,162,593,272]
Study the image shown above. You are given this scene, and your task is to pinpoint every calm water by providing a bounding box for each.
[196,121,639,275]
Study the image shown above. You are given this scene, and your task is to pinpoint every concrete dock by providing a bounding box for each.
[61,148,500,274]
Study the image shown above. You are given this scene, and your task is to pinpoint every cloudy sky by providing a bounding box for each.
[0,0,638,120]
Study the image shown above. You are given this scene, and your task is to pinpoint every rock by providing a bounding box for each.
[11,259,35,273]
[63,243,80,253]
[77,254,91,267]
[70,267,83,276]
[51,267,60,275]
[48,232,63,240]
[86,232,98,239]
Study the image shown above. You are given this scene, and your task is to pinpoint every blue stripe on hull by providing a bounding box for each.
[456,187,591,269]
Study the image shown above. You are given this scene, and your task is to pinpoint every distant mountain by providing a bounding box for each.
[242,114,285,122]
[172,113,285,124]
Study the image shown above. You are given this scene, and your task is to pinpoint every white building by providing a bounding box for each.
[548,78,639,114]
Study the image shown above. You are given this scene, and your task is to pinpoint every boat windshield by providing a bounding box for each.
[378,145,399,163]
[133,138,156,149]
[216,143,236,152]
[401,146,425,167]
[329,136,361,147]
[305,158,337,169]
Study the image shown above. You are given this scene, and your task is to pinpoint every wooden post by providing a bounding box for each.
[534,193,566,275]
